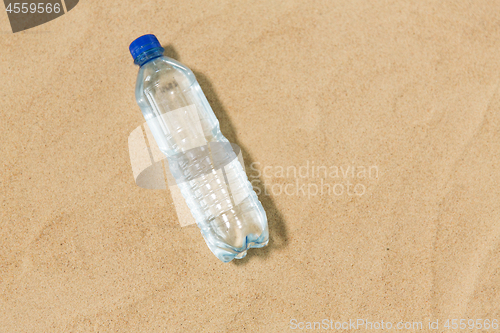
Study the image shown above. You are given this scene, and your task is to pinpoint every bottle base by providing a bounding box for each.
[202,227,269,263]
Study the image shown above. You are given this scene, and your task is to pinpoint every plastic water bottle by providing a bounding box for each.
[129,34,269,262]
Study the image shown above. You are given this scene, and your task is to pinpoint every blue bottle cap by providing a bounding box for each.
[129,34,162,61]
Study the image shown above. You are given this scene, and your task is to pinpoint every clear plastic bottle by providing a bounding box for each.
[129,34,269,262]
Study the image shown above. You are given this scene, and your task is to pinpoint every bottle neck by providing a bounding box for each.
[134,47,164,66]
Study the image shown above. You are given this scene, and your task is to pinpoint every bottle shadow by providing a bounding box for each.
[162,45,288,264]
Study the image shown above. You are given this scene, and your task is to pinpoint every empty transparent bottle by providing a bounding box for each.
[129,34,269,262]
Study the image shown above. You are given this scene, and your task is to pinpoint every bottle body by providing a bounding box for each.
[135,54,268,262]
